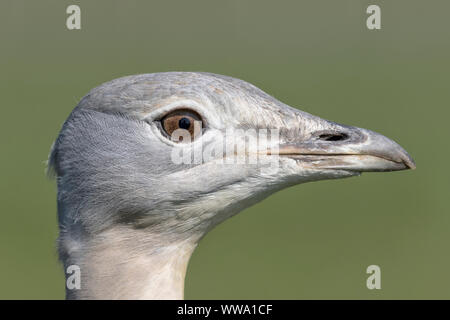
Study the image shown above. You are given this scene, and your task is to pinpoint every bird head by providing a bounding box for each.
[49,72,415,244]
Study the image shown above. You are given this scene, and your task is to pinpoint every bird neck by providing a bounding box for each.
[63,226,198,299]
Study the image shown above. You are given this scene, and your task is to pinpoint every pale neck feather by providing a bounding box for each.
[63,226,198,300]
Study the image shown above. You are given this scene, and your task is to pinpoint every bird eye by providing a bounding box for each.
[160,109,203,142]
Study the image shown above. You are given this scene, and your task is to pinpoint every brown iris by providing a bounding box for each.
[161,109,202,142]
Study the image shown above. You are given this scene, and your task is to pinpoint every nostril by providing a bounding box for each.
[318,133,349,142]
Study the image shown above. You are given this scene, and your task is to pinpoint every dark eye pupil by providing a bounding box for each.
[179,117,191,130]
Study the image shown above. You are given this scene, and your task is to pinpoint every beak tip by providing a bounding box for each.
[363,129,416,171]
[403,156,416,170]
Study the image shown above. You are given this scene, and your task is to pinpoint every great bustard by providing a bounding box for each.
[48,72,415,299]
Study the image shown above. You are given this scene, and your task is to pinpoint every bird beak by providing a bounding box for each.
[277,123,415,172]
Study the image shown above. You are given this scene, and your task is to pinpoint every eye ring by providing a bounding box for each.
[159,109,204,143]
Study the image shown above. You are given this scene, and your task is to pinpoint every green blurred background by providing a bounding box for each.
[0,0,448,299]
